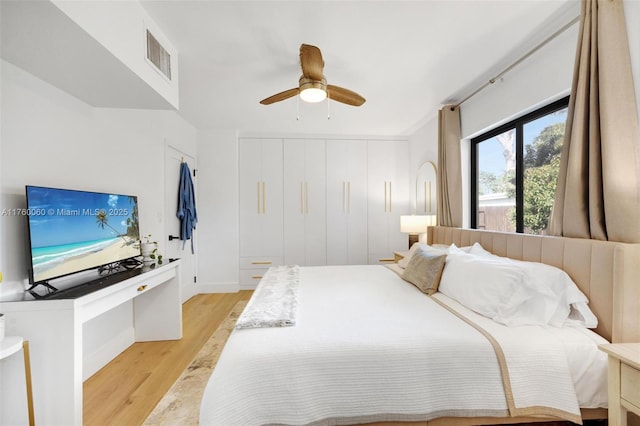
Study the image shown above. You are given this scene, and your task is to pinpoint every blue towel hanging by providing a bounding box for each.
[176,161,197,253]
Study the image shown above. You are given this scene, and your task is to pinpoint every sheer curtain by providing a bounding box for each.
[549,0,640,243]
[437,105,463,227]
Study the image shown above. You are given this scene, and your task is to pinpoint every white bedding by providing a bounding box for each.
[200,265,608,426]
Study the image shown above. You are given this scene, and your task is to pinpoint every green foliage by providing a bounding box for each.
[479,170,514,196]
[524,122,564,168]
[521,122,564,234]
[149,247,163,265]
[523,155,560,234]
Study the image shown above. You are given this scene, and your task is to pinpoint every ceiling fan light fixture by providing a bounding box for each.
[299,77,327,103]
[300,87,326,103]
[259,45,365,107]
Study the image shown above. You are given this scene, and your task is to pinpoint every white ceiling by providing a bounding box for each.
[139,0,580,136]
[0,1,580,137]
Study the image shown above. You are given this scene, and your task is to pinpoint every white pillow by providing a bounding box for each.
[464,242,597,328]
[468,242,498,258]
[438,253,531,325]
[519,261,597,328]
[444,243,473,254]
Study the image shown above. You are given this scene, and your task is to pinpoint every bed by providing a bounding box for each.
[200,227,640,426]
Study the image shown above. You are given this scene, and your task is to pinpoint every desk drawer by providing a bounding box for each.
[621,363,640,408]
[81,268,176,323]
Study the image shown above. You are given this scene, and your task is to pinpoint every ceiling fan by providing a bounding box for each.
[259,44,366,107]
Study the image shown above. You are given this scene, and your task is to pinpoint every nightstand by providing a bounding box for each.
[393,251,407,263]
[599,343,640,426]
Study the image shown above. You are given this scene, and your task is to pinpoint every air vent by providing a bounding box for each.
[146,29,171,80]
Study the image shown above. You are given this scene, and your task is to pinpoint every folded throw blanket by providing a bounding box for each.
[235,265,299,329]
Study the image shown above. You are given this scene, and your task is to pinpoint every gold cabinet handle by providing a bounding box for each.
[384,182,388,212]
[257,181,261,214]
[137,285,147,292]
[379,258,395,263]
[251,275,263,279]
[251,261,272,265]
[342,181,351,213]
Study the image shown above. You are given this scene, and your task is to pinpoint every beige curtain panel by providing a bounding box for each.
[437,105,463,227]
[549,0,640,243]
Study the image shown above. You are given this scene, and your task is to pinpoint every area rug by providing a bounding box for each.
[143,300,247,426]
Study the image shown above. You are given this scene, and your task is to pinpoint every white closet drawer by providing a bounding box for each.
[239,256,283,269]
[239,268,270,287]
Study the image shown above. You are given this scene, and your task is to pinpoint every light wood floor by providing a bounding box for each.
[83,291,253,426]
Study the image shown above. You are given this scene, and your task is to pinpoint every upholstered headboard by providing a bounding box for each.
[428,226,640,343]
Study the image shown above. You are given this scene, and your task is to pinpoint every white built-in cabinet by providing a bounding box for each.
[239,137,409,288]
[326,140,369,265]
[367,140,410,263]
[284,140,327,266]
[239,139,284,287]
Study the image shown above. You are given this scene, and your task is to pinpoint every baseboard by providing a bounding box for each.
[239,283,258,290]
[197,281,240,293]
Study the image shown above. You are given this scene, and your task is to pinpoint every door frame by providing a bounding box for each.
[165,142,198,302]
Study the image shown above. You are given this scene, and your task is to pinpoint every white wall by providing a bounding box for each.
[408,0,640,227]
[459,23,576,139]
[0,60,196,380]
[52,0,179,109]
[196,128,240,292]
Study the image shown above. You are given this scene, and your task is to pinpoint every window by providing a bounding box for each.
[471,96,569,234]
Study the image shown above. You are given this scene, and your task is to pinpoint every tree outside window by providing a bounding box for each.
[471,97,569,234]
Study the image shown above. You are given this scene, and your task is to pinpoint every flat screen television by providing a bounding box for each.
[25,185,141,285]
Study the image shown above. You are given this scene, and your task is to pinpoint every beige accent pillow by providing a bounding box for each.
[401,249,447,295]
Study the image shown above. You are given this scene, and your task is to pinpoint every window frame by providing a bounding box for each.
[470,95,570,233]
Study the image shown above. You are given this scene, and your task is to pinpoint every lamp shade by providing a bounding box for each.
[400,215,429,234]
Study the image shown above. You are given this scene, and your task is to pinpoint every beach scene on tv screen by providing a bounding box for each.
[27,187,141,283]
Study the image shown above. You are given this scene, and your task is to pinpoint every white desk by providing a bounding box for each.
[0,260,182,425]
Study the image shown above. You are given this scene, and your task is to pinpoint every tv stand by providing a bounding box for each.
[25,280,57,293]
[0,260,182,426]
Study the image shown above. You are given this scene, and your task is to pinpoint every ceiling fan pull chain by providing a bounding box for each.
[327,92,331,120]
[296,96,300,121]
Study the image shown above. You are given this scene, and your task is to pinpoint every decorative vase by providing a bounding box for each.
[140,243,156,264]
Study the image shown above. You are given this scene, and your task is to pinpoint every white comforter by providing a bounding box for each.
[200,265,608,426]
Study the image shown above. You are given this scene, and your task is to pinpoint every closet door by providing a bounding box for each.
[283,139,326,266]
[367,140,410,264]
[239,138,283,287]
[326,140,368,265]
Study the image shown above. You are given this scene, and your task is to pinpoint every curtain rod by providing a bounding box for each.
[453,14,580,110]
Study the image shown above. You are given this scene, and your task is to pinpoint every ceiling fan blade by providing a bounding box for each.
[299,44,324,81]
[260,88,299,105]
[327,85,366,106]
